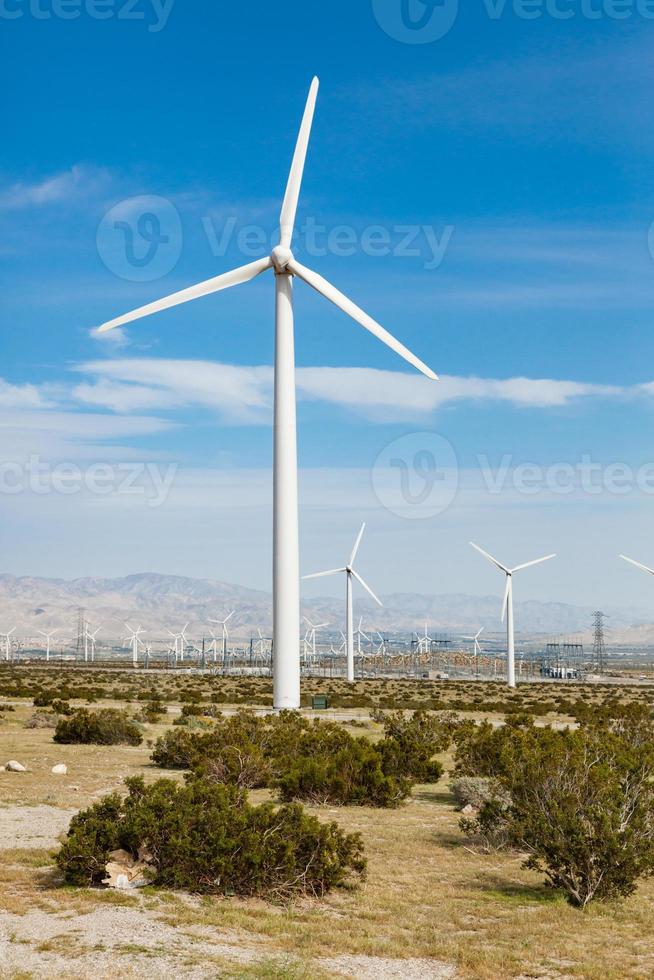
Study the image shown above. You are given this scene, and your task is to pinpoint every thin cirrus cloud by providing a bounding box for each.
[0,164,111,213]
[71,358,623,422]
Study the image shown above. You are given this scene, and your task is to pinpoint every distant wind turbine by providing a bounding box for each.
[462,626,484,659]
[38,628,58,662]
[470,543,555,688]
[209,612,234,666]
[0,627,15,662]
[303,523,382,683]
[124,623,145,667]
[96,78,438,710]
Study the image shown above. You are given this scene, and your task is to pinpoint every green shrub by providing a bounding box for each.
[56,776,366,899]
[276,734,411,808]
[505,726,654,907]
[53,708,143,746]
[373,709,449,782]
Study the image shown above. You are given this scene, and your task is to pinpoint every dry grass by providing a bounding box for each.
[0,692,653,978]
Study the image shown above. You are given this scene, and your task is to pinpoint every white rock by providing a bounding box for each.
[6,760,26,772]
[51,764,67,775]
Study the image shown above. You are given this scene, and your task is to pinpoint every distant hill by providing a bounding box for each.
[0,571,651,646]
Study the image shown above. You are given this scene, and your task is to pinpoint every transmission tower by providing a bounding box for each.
[592,611,608,674]
[75,608,87,661]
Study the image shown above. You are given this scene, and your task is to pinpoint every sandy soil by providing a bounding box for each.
[0,803,76,849]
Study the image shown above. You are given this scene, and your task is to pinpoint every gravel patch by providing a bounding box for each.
[0,804,76,848]
[0,905,267,978]
[322,954,457,979]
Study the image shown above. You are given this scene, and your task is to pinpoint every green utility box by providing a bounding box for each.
[312,695,329,710]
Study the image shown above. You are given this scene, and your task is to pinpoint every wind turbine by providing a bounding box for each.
[302,616,329,662]
[86,625,102,662]
[96,78,438,710]
[0,627,16,662]
[303,523,382,683]
[470,543,556,688]
[38,628,58,662]
[124,623,145,666]
[354,616,370,657]
[462,627,484,658]
[462,626,484,677]
[416,624,434,655]
[209,611,234,666]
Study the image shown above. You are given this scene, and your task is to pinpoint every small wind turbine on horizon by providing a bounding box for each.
[462,626,484,659]
[0,627,16,662]
[95,77,438,710]
[416,624,434,655]
[86,625,102,663]
[470,543,556,688]
[303,523,382,684]
[302,616,329,663]
[124,623,145,667]
[38,628,58,662]
[209,612,234,666]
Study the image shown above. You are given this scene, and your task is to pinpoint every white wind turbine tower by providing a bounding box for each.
[38,628,58,662]
[96,78,437,710]
[470,543,556,688]
[303,523,383,684]
[209,612,234,667]
[0,627,16,662]
[124,623,145,666]
[208,628,220,663]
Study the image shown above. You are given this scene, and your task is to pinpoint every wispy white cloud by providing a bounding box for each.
[0,380,49,409]
[0,165,111,213]
[72,358,624,422]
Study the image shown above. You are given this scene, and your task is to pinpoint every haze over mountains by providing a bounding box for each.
[0,572,651,646]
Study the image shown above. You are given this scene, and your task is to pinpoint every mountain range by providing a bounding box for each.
[0,572,652,647]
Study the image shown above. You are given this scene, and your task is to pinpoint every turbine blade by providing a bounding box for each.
[620,554,654,576]
[96,257,273,333]
[511,554,556,573]
[302,568,347,580]
[352,569,383,607]
[350,523,366,566]
[279,77,319,248]
[500,576,511,623]
[469,542,510,574]
[287,258,438,381]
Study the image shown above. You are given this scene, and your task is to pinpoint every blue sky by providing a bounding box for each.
[2,1,654,611]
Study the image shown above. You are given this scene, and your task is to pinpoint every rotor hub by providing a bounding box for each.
[271,245,294,272]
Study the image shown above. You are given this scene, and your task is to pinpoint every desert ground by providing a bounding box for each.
[0,668,653,979]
